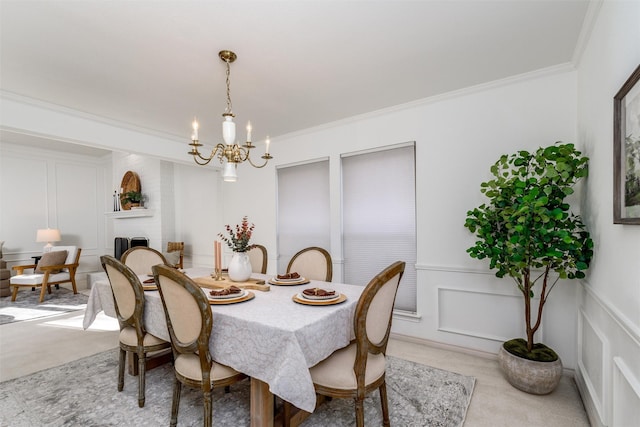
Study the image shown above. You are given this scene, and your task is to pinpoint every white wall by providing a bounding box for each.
[223,69,583,367]
[0,141,109,282]
[574,1,640,426]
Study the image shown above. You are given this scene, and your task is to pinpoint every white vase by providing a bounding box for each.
[228,251,252,282]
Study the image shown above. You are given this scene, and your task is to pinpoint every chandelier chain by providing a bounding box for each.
[225,60,233,116]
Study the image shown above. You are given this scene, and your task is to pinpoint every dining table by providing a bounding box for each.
[83,267,364,427]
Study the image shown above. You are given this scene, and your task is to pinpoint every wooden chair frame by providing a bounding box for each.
[11,248,82,303]
[153,264,246,427]
[286,246,333,282]
[311,261,405,427]
[101,255,171,408]
[248,244,268,274]
[166,241,185,269]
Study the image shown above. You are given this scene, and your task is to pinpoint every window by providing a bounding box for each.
[342,144,416,312]
[277,160,330,273]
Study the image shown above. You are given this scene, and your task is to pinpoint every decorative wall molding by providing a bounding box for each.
[612,357,640,426]
[416,263,495,275]
[436,286,533,343]
[581,280,640,346]
[577,307,609,424]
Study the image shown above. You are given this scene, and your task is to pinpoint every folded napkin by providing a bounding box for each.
[302,288,335,297]
[277,272,300,280]
[210,285,242,297]
[143,278,155,284]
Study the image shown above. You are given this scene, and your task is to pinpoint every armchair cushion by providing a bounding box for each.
[35,250,68,273]
[163,251,181,268]
[10,272,71,285]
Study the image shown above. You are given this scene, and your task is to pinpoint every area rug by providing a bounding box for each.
[0,288,88,325]
[0,349,475,426]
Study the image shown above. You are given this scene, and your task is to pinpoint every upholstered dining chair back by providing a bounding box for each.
[121,246,167,275]
[102,255,143,327]
[153,265,209,357]
[305,260,405,427]
[100,255,171,408]
[248,244,268,274]
[166,241,185,269]
[356,260,405,359]
[286,246,333,282]
[153,264,246,427]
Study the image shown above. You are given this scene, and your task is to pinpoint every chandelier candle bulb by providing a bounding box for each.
[265,137,271,154]
[246,121,252,142]
[192,119,199,140]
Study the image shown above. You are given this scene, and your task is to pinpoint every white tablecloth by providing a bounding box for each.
[83,267,363,412]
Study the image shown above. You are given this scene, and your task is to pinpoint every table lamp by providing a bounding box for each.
[36,228,61,252]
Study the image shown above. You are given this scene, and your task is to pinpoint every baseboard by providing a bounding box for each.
[390,332,497,360]
[575,365,606,427]
[390,332,577,378]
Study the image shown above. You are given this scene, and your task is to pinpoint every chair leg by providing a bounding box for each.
[355,397,365,427]
[70,277,78,294]
[203,389,213,427]
[11,285,19,301]
[283,400,292,427]
[379,382,390,427]
[118,348,126,392]
[39,285,47,302]
[170,376,182,427]
[137,350,146,407]
[47,285,52,294]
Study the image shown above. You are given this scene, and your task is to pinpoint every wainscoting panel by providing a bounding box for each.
[613,357,640,427]
[576,284,640,427]
[577,307,608,424]
[437,287,526,343]
[56,162,100,250]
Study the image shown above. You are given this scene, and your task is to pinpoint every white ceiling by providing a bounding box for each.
[1,1,591,154]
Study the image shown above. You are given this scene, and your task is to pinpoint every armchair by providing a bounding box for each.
[10,246,82,303]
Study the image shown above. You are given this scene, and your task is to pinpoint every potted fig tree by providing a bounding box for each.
[464,142,593,394]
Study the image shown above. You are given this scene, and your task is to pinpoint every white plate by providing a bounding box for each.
[273,276,305,282]
[299,289,339,301]
[208,289,248,300]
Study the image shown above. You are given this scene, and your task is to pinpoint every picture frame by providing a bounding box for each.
[614,64,640,224]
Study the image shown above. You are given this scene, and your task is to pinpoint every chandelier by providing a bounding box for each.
[188,50,272,182]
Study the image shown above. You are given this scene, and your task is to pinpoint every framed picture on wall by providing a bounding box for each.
[614,64,640,224]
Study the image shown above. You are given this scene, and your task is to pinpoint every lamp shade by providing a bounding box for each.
[36,229,61,243]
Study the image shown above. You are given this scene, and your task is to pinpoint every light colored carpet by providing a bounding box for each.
[0,349,475,426]
[0,288,88,325]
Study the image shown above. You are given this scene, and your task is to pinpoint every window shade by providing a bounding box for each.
[277,160,331,274]
[342,144,417,312]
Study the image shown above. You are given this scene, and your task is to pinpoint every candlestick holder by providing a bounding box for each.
[211,268,225,281]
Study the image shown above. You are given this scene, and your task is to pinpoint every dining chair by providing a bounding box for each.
[100,255,171,408]
[166,241,185,269]
[286,246,333,282]
[10,246,82,303]
[248,244,268,274]
[152,264,247,427]
[121,246,167,275]
[306,260,405,427]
